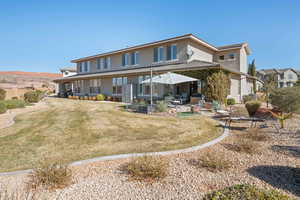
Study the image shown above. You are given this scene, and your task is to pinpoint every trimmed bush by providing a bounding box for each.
[0,102,7,114]
[203,184,291,200]
[226,98,236,105]
[194,152,232,172]
[0,88,6,100]
[243,94,255,103]
[96,94,105,101]
[245,100,261,117]
[27,158,72,190]
[24,91,41,103]
[1,100,26,109]
[155,101,168,112]
[123,155,168,181]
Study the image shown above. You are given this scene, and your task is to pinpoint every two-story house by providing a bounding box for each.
[54,34,253,103]
[257,68,299,88]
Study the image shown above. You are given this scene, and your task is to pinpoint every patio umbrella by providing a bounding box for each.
[141,72,197,85]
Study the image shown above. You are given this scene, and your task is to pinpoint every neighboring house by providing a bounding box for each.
[60,67,77,77]
[54,34,254,103]
[257,68,299,88]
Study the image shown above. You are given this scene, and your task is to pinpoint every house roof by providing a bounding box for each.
[60,67,77,72]
[54,60,250,83]
[217,43,251,54]
[259,68,299,75]
[71,34,251,63]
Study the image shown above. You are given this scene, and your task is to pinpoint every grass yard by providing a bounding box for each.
[0,98,222,172]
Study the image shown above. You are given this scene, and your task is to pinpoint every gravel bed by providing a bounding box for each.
[0,116,299,199]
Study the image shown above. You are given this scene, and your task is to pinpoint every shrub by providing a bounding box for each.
[1,100,26,109]
[228,139,260,154]
[226,98,236,105]
[24,91,42,103]
[124,155,168,181]
[242,94,255,103]
[270,87,300,113]
[245,101,261,117]
[0,88,6,100]
[155,101,168,112]
[27,158,72,190]
[96,94,105,101]
[242,128,270,142]
[0,102,7,114]
[11,96,18,100]
[203,184,291,200]
[194,152,232,172]
[206,71,231,104]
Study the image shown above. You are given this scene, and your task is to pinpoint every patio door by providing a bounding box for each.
[190,81,198,95]
[122,84,133,103]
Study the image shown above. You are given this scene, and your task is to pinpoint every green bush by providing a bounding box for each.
[226,98,236,105]
[245,100,261,117]
[0,88,6,100]
[156,101,168,112]
[270,87,300,113]
[243,94,255,103]
[24,91,42,103]
[1,100,26,109]
[203,184,291,200]
[0,102,7,114]
[96,94,105,101]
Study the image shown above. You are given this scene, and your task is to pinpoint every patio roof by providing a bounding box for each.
[53,60,247,83]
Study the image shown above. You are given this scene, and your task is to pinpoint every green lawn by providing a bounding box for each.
[0,98,222,172]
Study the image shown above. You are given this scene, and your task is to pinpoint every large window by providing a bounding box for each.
[79,61,90,72]
[122,53,130,66]
[79,63,83,72]
[131,51,139,65]
[138,75,158,96]
[112,77,127,95]
[74,80,84,93]
[97,57,111,70]
[166,44,177,60]
[153,47,164,62]
[89,79,101,93]
[228,53,235,60]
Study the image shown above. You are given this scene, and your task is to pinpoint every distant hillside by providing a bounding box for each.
[0,71,61,88]
[0,71,62,99]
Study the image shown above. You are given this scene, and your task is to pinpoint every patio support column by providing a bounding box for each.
[150,66,153,107]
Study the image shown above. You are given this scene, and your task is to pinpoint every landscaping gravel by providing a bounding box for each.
[0,115,299,199]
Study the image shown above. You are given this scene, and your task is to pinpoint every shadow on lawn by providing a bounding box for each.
[247,165,300,197]
[271,145,300,158]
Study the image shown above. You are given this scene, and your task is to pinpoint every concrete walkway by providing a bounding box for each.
[0,121,229,176]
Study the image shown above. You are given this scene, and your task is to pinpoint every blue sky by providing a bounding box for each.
[0,0,299,73]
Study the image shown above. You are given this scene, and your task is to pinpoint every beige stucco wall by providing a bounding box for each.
[213,49,241,72]
[187,41,214,62]
[76,40,189,75]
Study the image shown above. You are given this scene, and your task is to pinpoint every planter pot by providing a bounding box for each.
[191,105,200,113]
[92,97,96,101]
[84,97,88,100]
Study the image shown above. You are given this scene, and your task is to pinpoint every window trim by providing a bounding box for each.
[227,53,236,61]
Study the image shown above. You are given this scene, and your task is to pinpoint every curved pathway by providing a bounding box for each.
[0,121,229,176]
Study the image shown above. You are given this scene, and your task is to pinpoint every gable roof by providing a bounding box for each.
[60,67,77,72]
[71,34,250,63]
[217,43,251,54]
[259,68,299,75]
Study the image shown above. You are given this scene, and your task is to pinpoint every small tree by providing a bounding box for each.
[0,88,6,100]
[261,74,277,107]
[248,59,257,93]
[269,87,300,128]
[206,71,231,105]
[294,80,300,87]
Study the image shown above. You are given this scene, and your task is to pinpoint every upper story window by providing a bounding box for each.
[153,46,165,62]
[280,74,284,80]
[79,61,89,72]
[122,53,130,66]
[131,51,139,65]
[166,44,177,60]
[219,55,225,61]
[228,53,236,60]
[97,57,111,70]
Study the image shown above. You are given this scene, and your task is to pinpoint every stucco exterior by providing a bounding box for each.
[55,34,252,103]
